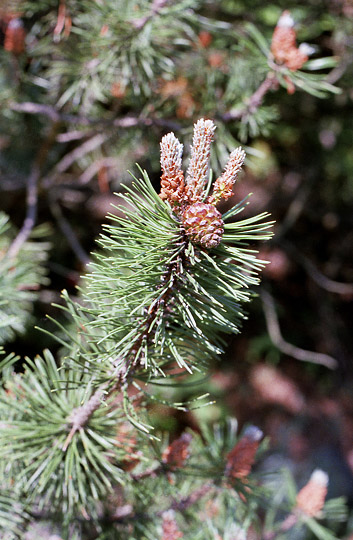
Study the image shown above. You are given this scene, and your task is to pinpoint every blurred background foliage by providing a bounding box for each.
[1,0,353,532]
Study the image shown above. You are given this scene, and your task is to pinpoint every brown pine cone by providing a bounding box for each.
[271,25,296,63]
[4,18,26,55]
[182,202,224,249]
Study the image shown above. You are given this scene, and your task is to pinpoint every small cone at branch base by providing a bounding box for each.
[183,203,224,249]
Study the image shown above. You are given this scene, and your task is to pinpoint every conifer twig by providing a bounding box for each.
[78,157,119,184]
[169,483,214,513]
[281,241,353,296]
[260,288,338,369]
[62,386,108,451]
[49,198,90,266]
[42,133,109,188]
[6,163,39,260]
[62,363,130,451]
[10,101,181,130]
[128,247,187,368]
[223,72,279,122]
[63,250,188,451]
[56,130,95,143]
[9,101,62,121]
[6,122,60,260]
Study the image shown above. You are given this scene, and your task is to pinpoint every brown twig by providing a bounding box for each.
[6,122,60,260]
[49,198,90,266]
[6,163,39,260]
[56,129,95,143]
[260,288,338,369]
[62,364,127,452]
[10,101,181,131]
[78,157,120,185]
[169,483,214,513]
[42,133,109,188]
[127,242,187,369]
[62,385,108,451]
[223,72,279,122]
[281,241,353,296]
[10,101,63,122]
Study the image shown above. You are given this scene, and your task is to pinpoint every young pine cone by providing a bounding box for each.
[4,18,26,55]
[182,202,224,249]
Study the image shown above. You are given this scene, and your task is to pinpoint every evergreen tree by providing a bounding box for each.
[1,1,352,538]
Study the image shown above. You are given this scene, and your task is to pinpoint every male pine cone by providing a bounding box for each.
[183,203,223,249]
[159,119,245,250]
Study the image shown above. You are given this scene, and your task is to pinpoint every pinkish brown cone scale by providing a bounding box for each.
[183,202,224,249]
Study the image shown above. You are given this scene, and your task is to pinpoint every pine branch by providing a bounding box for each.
[0,120,272,536]
[0,350,126,511]
[81,170,271,382]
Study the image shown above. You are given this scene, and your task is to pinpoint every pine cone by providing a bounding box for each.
[182,203,223,249]
[4,18,26,55]
[296,469,328,517]
[271,25,296,63]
